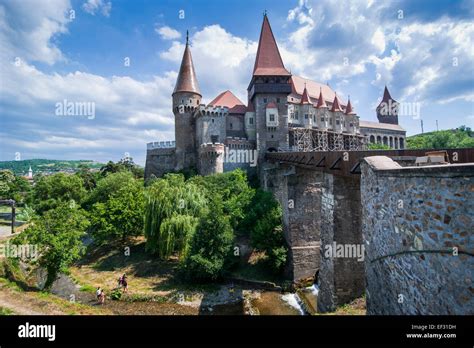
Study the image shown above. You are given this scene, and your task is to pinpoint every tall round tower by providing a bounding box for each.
[172,31,201,171]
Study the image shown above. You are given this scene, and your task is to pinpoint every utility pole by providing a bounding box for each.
[436,120,439,131]
[421,119,424,134]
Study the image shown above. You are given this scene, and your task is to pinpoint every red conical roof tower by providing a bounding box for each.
[345,96,356,115]
[173,31,201,96]
[376,85,399,125]
[252,14,291,77]
[316,87,328,108]
[331,94,342,112]
[300,83,312,104]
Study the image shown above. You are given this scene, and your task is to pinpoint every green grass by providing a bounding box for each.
[79,284,96,293]
[0,306,14,315]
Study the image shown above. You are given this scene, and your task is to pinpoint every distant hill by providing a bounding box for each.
[407,126,474,149]
[0,159,104,176]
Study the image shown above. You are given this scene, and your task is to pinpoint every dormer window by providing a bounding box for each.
[249,117,254,125]
[269,114,275,122]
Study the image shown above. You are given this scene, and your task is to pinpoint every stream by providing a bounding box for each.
[40,271,318,315]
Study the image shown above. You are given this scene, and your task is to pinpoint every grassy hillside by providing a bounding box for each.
[407,126,474,149]
[0,159,104,176]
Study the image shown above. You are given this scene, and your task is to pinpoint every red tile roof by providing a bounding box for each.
[316,87,327,108]
[253,15,291,77]
[331,94,343,112]
[359,120,405,132]
[377,86,397,108]
[345,98,356,115]
[208,90,247,114]
[173,40,201,96]
[300,84,312,105]
[290,76,342,106]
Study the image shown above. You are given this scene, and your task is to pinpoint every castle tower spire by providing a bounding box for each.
[345,96,356,115]
[316,87,327,108]
[300,83,312,104]
[252,14,290,77]
[331,93,342,112]
[376,85,399,125]
[173,31,201,96]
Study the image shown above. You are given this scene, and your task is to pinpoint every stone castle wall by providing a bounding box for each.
[361,156,474,315]
[144,147,176,179]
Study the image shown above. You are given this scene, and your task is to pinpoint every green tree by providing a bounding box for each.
[99,158,144,179]
[189,169,254,229]
[144,174,206,258]
[407,126,474,149]
[181,198,234,281]
[0,170,15,199]
[88,174,145,244]
[76,164,99,191]
[32,173,86,214]
[13,203,89,288]
[251,205,287,273]
[368,143,392,150]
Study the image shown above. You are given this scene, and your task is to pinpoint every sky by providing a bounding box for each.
[0,0,473,166]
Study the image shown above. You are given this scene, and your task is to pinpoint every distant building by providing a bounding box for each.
[145,14,406,179]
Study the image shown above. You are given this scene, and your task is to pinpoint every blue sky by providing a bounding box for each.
[0,0,473,165]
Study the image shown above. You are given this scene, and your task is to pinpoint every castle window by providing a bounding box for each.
[321,117,324,123]
[304,114,308,119]
[269,114,275,122]
[263,98,267,103]
[277,98,280,103]
[181,99,184,103]
[271,135,274,138]
[249,117,254,125]
[230,123,233,129]
[295,112,299,120]
[212,119,214,123]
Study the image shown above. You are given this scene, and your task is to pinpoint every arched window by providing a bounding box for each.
[376,136,381,144]
[383,136,388,145]
[370,135,375,143]
[389,137,393,148]
[394,138,399,149]
[399,138,404,149]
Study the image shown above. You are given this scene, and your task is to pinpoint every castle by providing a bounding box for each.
[145,14,406,179]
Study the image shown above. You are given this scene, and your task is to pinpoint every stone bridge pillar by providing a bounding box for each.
[264,165,322,282]
[317,173,365,312]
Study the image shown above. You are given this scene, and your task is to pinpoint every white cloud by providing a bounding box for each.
[82,0,112,17]
[160,25,257,103]
[155,26,181,40]
[0,0,71,65]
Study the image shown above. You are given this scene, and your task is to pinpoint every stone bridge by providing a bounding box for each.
[263,148,474,314]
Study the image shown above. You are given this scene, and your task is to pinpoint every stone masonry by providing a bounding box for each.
[361,156,474,315]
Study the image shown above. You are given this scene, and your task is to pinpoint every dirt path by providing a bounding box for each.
[0,290,60,315]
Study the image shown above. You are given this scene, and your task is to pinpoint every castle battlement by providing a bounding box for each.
[197,105,229,117]
[147,141,176,150]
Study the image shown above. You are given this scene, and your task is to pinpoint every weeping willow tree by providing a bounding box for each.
[144,174,207,259]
